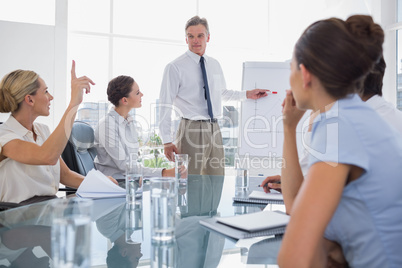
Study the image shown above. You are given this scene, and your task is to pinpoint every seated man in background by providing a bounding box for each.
[359,56,402,133]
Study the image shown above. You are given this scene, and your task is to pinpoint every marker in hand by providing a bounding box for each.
[249,87,278,100]
[258,90,277,97]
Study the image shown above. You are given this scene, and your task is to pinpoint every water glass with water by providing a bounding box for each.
[125,202,144,244]
[51,198,93,268]
[235,155,250,194]
[176,179,188,216]
[151,240,176,268]
[126,153,143,203]
[150,177,177,243]
[175,154,188,181]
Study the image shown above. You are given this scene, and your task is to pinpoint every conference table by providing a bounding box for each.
[0,174,285,267]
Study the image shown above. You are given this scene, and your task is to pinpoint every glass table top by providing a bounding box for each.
[0,175,285,267]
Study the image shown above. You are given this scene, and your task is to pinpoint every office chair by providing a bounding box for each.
[62,120,97,175]
[0,123,17,210]
[61,121,98,194]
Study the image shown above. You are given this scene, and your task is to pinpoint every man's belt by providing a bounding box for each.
[182,118,217,123]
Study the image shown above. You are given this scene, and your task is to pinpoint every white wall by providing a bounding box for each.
[0,20,55,125]
[0,0,67,129]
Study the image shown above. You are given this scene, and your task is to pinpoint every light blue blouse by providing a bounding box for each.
[308,94,402,268]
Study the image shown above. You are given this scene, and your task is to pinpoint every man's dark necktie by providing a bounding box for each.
[200,56,214,119]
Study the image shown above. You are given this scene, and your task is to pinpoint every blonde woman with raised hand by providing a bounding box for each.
[0,61,116,204]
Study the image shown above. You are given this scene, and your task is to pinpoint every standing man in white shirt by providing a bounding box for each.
[159,16,269,175]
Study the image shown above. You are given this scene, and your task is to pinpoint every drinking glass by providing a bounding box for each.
[150,178,177,243]
[125,202,143,244]
[126,153,144,203]
[51,198,93,268]
[235,155,250,194]
[175,154,188,181]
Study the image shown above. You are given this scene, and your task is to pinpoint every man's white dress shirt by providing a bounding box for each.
[366,95,402,135]
[159,50,247,144]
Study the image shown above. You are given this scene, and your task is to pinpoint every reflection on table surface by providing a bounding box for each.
[0,175,285,267]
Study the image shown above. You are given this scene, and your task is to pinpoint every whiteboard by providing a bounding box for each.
[238,62,310,158]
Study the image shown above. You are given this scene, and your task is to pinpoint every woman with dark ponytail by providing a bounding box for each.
[276,15,402,267]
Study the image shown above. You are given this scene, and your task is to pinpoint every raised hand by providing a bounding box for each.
[70,60,95,107]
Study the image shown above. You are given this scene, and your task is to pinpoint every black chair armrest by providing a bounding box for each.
[0,202,20,212]
[58,188,77,192]
[58,187,77,196]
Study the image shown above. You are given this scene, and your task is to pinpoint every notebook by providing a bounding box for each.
[233,190,284,205]
[199,210,289,240]
[232,201,267,208]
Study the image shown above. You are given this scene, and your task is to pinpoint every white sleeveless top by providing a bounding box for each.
[0,116,60,203]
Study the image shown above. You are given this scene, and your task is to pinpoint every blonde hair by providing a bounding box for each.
[0,70,40,113]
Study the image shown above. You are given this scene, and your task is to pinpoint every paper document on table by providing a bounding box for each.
[76,169,126,199]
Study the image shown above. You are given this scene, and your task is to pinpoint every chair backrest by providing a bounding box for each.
[61,121,97,176]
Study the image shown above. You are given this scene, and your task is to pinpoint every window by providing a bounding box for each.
[392,1,402,110]
[68,0,373,136]
[398,0,402,22]
[398,30,402,110]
